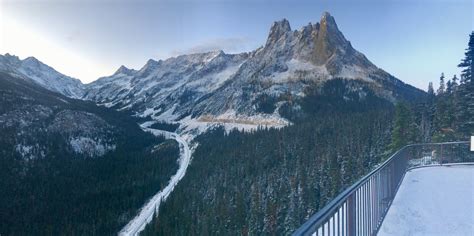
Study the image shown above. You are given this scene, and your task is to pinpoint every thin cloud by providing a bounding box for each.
[170,37,254,56]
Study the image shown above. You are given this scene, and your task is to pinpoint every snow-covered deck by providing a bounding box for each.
[379,165,474,236]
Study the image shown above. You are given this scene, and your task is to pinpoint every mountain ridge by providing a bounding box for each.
[0,12,425,137]
[0,53,85,98]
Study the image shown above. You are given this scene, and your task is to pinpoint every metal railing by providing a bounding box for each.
[293,141,473,236]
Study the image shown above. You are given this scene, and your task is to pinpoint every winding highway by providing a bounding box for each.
[119,122,191,236]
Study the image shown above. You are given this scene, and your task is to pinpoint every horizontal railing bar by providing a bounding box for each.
[407,162,474,170]
[405,141,469,146]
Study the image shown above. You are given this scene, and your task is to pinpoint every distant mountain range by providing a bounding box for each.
[0,12,424,137]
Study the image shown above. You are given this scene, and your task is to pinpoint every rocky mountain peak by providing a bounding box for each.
[22,56,43,68]
[24,56,40,63]
[2,53,20,62]
[317,12,346,42]
[320,11,337,26]
[137,59,161,77]
[213,49,225,57]
[260,12,352,68]
[272,19,291,32]
[311,12,349,63]
[0,54,22,70]
[201,50,225,62]
[145,58,160,66]
[266,19,292,46]
[114,65,135,76]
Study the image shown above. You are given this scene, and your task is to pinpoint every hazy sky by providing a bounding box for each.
[0,0,472,89]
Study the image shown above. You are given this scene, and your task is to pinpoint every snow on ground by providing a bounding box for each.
[379,165,474,236]
[186,63,242,92]
[153,104,180,121]
[69,137,115,157]
[177,109,289,140]
[119,122,192,236]
[337,65,374,82]
[140,107,156,118]
[270,58,329,83]
[15,144,36,159]
[196,109,289,128]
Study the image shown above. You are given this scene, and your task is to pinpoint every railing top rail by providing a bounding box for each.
[405,141,469,146]
[292,141,470,235]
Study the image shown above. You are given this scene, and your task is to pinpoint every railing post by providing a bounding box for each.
[347,193,356,236]
[439,144,444,165]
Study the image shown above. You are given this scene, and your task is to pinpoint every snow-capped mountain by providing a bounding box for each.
[83,12,423,132]
[0,54,84,98]
[1,12,424,134]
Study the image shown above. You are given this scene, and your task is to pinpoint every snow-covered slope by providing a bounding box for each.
[83,51,248,115]
[0,54,85,98]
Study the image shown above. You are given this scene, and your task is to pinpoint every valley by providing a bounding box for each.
[120,122,192,236]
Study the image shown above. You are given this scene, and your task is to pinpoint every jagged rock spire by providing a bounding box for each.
[320,11,337,26]
[262,12,351,66]
[266,19,292,47]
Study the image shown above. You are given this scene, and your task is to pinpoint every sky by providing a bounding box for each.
[0,0,472,89]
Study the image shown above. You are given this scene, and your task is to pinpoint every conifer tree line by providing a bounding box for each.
[144,111,393,235]
[391,32,474,149]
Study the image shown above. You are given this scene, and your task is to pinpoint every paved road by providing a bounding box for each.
[119,122,191,236]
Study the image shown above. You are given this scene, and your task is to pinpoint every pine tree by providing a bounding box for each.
[433,73,450,139]
[456,31,474,137]
[446,80,453,94]
[437,73,445,95]
[433,93,451,140]
[427,82,435,96]
[390,103,416,150]
[451,75,459,90]
[458,32,474,84]
[421,82,436,142]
